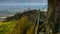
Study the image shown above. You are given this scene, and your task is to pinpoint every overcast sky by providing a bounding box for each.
[0,0,47,5]
[0,0,47,3]
[0,0,48,11]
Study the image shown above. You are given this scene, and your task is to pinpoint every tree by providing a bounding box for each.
[46,0,60,34]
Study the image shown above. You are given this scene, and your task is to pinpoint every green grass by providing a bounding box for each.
[0,16,34,34]
[0,20,16,34]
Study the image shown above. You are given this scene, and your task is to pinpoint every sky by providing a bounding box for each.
[0,0,47,3]
[0,0,48,10]
[0,0,47,5]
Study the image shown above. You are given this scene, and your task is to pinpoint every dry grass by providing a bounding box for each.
[7,16,35,34]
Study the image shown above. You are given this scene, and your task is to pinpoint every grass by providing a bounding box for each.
[7,16,35,34]
[0,20,16,34]
[0,16,35,34]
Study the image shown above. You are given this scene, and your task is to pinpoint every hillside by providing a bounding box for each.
[3,9,47,22]
[0,9,47,34]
